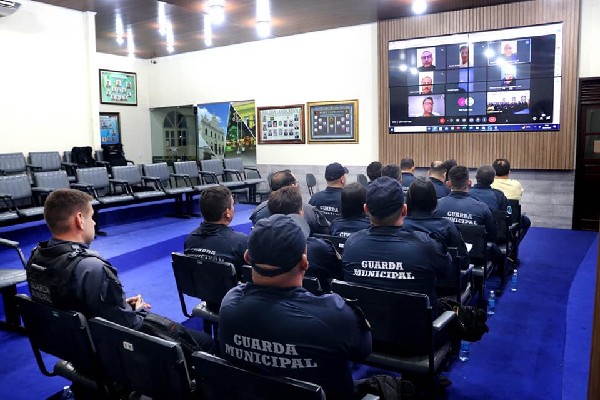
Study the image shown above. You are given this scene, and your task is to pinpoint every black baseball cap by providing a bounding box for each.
[366,176,405,218]
[325,162,348,181]
[248,214,309,277]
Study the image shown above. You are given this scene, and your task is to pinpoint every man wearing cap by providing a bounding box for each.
[342,176,452,316]
[249,170,330,235]
[219,214,372,400]
[309,162,348,223]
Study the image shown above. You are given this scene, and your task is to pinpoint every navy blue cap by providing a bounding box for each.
[366,176,404,218]
[248,214,309,277]
[325,162,349,181]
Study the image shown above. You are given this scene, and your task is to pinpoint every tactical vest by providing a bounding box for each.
[26,241,113,309]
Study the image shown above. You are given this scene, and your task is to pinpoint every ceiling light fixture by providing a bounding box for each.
[115,12,124,45]
[256,0,271,38]
[204,14,213,46]
[208,0,225,26]
[127,26,135,57]
[412,0,427,15]
[158,1,167,36]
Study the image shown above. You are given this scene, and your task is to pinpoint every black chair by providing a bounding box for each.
[313,233,347,255]
[241,264,324,296]
[0,238,27,332]
[436,247,472,305]
[15,294,107,395]
[330,280,457,396]
[306,173,317,196]
[507,199,522,262]
[192,351,326,400]
[70,146,108,170]
[456,224,493,307]
[89,317,194,400]
[357,173,368,187]
[100,143,134,167]
[171,252,238,336]
[493,209,512,290]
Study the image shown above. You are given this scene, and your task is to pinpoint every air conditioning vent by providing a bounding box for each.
[0,0,21,18]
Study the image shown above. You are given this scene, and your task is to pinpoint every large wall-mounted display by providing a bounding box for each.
[388,23,562,134]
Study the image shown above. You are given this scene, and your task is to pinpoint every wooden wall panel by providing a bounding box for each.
[378,0,580,170]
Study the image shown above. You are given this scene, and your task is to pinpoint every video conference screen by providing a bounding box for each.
[388,23,562,133]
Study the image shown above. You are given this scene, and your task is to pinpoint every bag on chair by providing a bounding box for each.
[439,298,489,342]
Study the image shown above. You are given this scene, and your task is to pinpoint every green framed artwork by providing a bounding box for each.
[99,69,137,106]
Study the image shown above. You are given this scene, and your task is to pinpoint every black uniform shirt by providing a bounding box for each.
[401,172,416,188]
[429,177,450,198]
[433,191,497,242]
[250,201,330,235]
[309,187,343,223]
[469,184,508,212]
[330,215,371,238]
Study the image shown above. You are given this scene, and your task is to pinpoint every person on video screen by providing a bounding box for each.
[501,42,518,63]
[459,45,470,68]
[501,72,516,89]
[420,75,433,94]
[418,50,436,72]
[421,97,440,117]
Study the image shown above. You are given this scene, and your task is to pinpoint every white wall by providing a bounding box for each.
[579,0,600,77]
[0,1,96,153]
[147,24,379,167]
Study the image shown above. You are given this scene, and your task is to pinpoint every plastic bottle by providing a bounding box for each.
[61,386,75,400]
[511,269,518,292]
[487,290,496,315]
[459,340,471,362]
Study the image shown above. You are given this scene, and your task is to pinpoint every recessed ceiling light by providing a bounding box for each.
[412,0,427,15]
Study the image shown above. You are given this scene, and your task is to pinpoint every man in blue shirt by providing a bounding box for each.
[401,158,416,188]
[468,164,508,212]
[428,160,450,198]
[330,182,370,238]
[219,214,372,400]
[309,162,347,222]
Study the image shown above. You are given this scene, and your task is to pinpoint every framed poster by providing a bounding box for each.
[257,105,305,144]
[99,112,121,145]
[307,99,358,143]
[99,69,138,106]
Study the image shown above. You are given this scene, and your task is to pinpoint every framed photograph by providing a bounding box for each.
[257,104,305,144]
[307,99,359,143]
[99,112,121,145]
[99,69,138,106]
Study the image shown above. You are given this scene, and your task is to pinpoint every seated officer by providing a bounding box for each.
[468,164,508,212]
[381,163,401,182]
[268,186,342,290]
[342,176,452,316]
[366,161,382,183]
[219,214,372,400]
[428,160,450,198]
[400,158,416,188]
[250,170,330,235]
[309,162,348,222]
[184,186,248,278]
[434,166,497,243]
[330,182,371,238]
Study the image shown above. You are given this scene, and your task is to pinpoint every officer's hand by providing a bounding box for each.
[127,294,151,311]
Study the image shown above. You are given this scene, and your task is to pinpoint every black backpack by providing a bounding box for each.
[439,298,489,342]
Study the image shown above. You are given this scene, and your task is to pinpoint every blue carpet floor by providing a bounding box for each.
[0,206,597,399]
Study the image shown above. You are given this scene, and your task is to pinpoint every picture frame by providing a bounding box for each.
[99,112,122,145]
[99,69,138,106]
[257,104,305,144]
[307,99,359,143]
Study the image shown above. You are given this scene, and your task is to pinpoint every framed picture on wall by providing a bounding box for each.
[99,69,138,106]
[99,112,121,145]
[307,99,358,143]
[257,104,305,144]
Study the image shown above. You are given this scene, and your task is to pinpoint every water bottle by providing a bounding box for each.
[459,340,471,362]
[487,290,496,315]
[511,269,518,292]
[61,386,75,400]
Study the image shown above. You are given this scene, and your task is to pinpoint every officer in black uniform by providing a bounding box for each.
[366,161,382,183]
[428,160,450,198]
[219,214,372,400]
[268,186,342,291]
[342,176,452,316]
[308,162,348,223]
[330,182,370,238]
[184,186,248,277]
[400,158,416,188]
[249,170,330,235]
[468,164,508,212]
[433,165,497,242]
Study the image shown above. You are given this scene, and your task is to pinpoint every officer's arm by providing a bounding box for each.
[338,297,373,361]
[485,209,497,242]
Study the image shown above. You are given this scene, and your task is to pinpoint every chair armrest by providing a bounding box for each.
[109,179,132,195]
[172,173,192,187]
[141,176,163,190]
[0,193,16,209]
[223,168,244,181]
[126,159,135,165]
[95,160,110,167]
[70,182,94,192]
[0,238,20,249]
[26,163,43,172]
[433,310,456,332]
[61,161,78,175]
[198,171,219,184]
[31,187,53,195]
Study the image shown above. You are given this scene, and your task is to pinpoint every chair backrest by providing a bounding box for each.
[0,152,27,175]
[313,233,347,254]
[143,162,170,184]
[76,167,110,189]
[71,146,96,168]
[357,173,368,187]
[493,209,510,244]
[223,157,244,173]
[101,144,128,167]
[29,151,62,172]
[200,159,226,183]
[112,165,142,185]
[15,294,100,377]
[89,317,193,400]
[33,170,70,190]
[306,173,317,195]
[191,351,326,400]
[331,280,433,356]
[173,161,200,180]
[171,252,237,312]
[507,199,521,225]
[0,174,33,201]
[456,224,488,266]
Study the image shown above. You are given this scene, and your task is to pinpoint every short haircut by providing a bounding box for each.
[381,164,401,181]
[429,160,446,176]
[200,186,232,222]
[448,165,470,190]
[270,170,296,191]
[460,45,468,52]
[369,209,403,227]
[493,158,511,177]
[444,159,457,180]
[423,96,434,104]
[44,189,93,235]
[268,186,302,215]
[341,182,366,218]
[406,177,437,215]
[400,158,414,170]
[475,164,496,186]
[366,161,382,182]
